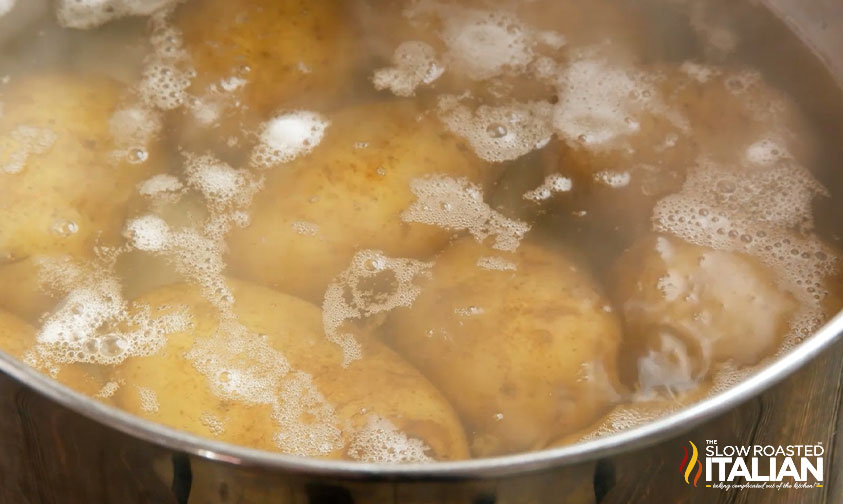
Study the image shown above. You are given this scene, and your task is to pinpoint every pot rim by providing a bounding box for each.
[1,311,840,480]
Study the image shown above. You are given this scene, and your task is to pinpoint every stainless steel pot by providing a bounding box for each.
[0,1,841,502]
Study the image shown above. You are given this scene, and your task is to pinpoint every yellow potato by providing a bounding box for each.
[0,74,158,321]
[382,238,623,456]
[111,279,469,461]
[227,101,493,302]
[610,234,798,393]
[172,0,358,155]
[533,64,815,240]
[0,309,110,398]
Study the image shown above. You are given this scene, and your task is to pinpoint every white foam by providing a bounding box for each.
[744,137,791,167]
[436,95,553,162]
[55,0,179,29]
[186,326,292,406]
[349,415,433,463]
[406,2,564,81]
[291,221,319,236]
[652,158,837,358]
[551,52,687,151]
[0,0,17,18]
[323,250,432,366]
[594,170,631,188]
[184,154,260,208]
[402,175,531,251]
[680,61,718,83]
[125,215,171,252]
[476,256,517,271]
[272,371,344,457]
[137,20,195,113]
[199,412,225,436]
[251,111,330,168]
[35,258,190,366]
[138,174,184,199]
[96,381,120,399]
[109,105,162,155]
[0,125,58,174]
[373,41,444,97]
[137,386,160,413]
[523,174,572,202]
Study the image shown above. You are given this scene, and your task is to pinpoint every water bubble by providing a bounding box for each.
[127,147,148,164]
[486,123,508,138]
[716,179,736,194]
[51,219,79,237]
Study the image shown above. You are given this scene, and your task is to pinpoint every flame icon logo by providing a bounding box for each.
[680,441,703,487]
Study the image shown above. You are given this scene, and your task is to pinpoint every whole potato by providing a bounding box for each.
[111,279,469,461]
[382,238,623,456]
[227,100,493,302]
[0,74,159,321]
[610,234,798,393]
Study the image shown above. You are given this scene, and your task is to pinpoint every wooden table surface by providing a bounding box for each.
[599,336,843,504]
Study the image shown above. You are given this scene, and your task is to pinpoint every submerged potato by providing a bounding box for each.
[610,234,797,393]
[532,63,815,240]
[383,239,623,456]
[227,101,492,302]
[0,310,109,398]
[0,74,157,321]
[173,0,357,154]
[111,280,469,461]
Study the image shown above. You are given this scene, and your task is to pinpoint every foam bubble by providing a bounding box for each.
[138,174,184,199]
[199,412,225,436]
[96,381,120,399]
[109,105,162,154]
[652,158,837,358]
[137,21,195,112]
[745,137,790,167]
[184,154,261,208]
[35,258,190,366]
[373,41,444,97]
[251,111,330,168]
[476,256,517,271]
[349,415,433,463]
[125,215,171,252]
[406,2,564,81]
[55,0,179,29]
[523,174,572,202]
[552,52,687,151]
[323,250,432,366]
[402,175,531,251]
[0,125,58,174]
[0,0,17,18]
[272,371,344,457]
[291,221,319,236]
[436,95,553,162]
[594,170,631,188]
[186,326,292,405]
[137,386,160,413]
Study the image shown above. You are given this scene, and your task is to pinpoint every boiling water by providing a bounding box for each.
[0,0,841,461]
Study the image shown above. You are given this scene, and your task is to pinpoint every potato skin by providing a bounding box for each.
[177,0,356,112]
[0,74,157,321]
[610,234,797,392]
[111,280,469,461]
[382,238,623,456]
[226,100,493,302]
